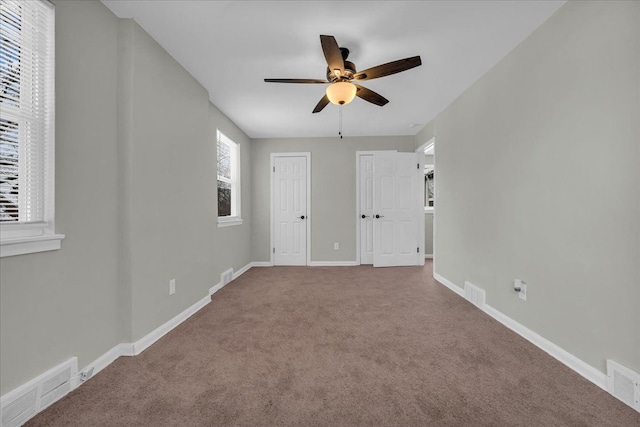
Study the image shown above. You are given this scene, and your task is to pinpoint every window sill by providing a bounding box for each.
[217,217,243,228]
[1,234,65,258]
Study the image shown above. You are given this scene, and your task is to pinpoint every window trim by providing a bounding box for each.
[216,130,242,227]
[0,0,62,257]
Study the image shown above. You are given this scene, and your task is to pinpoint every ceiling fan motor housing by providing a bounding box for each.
[327,60,356,82]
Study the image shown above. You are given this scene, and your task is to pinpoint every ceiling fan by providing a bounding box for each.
[264,35,422,113]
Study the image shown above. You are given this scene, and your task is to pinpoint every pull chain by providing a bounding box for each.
[338,104,343,139]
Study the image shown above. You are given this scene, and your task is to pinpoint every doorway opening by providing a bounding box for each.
[416,137,435,263]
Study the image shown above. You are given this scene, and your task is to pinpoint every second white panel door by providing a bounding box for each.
[373,152,420,267]
[273,156,307,265]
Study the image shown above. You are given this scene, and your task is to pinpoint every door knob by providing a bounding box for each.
[361,214,370,219]
[375,214,384,219]
[298,215,305,220]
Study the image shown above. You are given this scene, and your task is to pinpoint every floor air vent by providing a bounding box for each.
[464,281,486,309]
[1,357,77,427]
[221,268,234,286]
[607,360,640,412]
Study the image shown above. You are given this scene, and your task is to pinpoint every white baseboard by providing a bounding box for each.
[77,344,126,383]
[433,271,464,297]
[424,254,433,259]
[209,262,253,295]
[308,261,359,266]
[250,261,273,267]
[129,295,211,356]
[233,262,252,279]
[483,304,607,390]
[433,272,607,391]
[1,357,78,427]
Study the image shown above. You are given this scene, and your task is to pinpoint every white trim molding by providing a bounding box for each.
[128,295,211,356]
[1,358,78,427]
[251,261,273,267]
[217,216,243,228]
[233,262,252,279]
[424,254,433,259]
[308,261,359,267]
[0,234,65,258]
[483,304,606,389]
[433,271,464,297]
[432,271,607,390]
[209,262,253,295]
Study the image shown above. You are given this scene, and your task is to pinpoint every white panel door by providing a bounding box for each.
[373,152,420,267]
[359,154,375,264]
[274,156,307,265]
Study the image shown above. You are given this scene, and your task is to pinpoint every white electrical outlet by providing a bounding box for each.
[514,279,527,301]
[519,284,527,301]
[334,242,339,250]
[169,279,176,295]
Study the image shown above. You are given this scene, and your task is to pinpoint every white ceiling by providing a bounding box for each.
[101,1,565,139]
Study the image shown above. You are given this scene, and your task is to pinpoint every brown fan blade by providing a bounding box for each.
[320,35,344,77]
[353,56,422,81]
[264,78,327,84]
[312,95,330,113]
[354,84,389,107]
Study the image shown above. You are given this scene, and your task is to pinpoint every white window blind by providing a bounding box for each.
[1,0,60,257]
[0,0,54,226]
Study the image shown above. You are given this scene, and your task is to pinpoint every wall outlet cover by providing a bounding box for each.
[519,284,527,301]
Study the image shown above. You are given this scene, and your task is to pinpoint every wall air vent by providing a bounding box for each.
[0,357,78,427]
[221,268,234,286]
[606,360,640,412]
[464,281,486,309]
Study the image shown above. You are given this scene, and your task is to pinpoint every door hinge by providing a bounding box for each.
[273,166,275,172]
[273,248,275,253]
[417,163,420,169]
[417,247,419,253]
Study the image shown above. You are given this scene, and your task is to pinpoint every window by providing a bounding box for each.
[0,0,61,257]
[216,130,242,227]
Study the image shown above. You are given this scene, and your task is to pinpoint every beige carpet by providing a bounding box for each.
[27,262,639,426]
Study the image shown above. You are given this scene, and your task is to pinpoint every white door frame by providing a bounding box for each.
[270,152,311,266]
[416,136,435,269]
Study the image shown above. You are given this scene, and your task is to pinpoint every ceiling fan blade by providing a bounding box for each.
[264,78,327,84]
[312,95,330,113]
[354,84,389,107]
[353,56,422,81]
[320,35,344,76]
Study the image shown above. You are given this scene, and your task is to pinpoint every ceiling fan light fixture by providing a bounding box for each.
[326,81,357,105]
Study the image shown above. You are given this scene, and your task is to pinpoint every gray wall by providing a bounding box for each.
[1,1,254,394]
[119,19,254,342]
[416,0,640,373]
[0,0,121,395]
[121,19,213,340]
[251,136,416,263]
